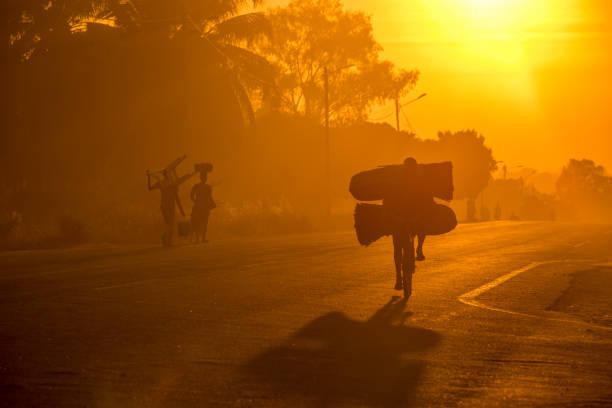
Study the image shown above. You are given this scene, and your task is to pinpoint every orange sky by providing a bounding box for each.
[264,0,612,172]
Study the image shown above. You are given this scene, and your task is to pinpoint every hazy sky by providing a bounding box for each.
[264,0,612,172]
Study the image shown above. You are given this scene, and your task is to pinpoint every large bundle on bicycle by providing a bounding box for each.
[349,161,453,202]
[354,203,389,246]
[350,161,456,246]
[354,202,457,246]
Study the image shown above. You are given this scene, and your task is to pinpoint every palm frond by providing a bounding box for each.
[208,12,271,44]
[229,71,256,128]
[216,42,276,85]
[105,0,141,30]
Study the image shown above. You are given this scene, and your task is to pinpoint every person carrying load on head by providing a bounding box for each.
[190,163,216,244]
[147,155,195,246]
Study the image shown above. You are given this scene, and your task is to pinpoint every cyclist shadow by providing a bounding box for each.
[246,297,441,407]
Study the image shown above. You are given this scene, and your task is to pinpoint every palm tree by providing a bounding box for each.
[4,0,275,203]
[7,0,274,126]
[106,0,274,126]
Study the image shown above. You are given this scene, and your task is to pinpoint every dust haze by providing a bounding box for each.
[2,0,611,248]
[1,1,612,407]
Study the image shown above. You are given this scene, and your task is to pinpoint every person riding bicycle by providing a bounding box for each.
[350,156,457,295]
[383,157,433,290]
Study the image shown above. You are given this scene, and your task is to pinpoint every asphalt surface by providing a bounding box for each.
[1,221,611,407]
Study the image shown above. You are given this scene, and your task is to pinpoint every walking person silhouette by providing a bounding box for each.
[190,163,216,243]
[148,168,194,246]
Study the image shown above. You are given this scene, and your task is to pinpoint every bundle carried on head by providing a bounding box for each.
[195,162,213,174]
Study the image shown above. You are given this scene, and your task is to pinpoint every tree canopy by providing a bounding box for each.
[557,159,611,197]
[1,0,276,222]
[4,0,274,123]
[435,129,497,200]
[257,0,418,124]
[556,159,612,220]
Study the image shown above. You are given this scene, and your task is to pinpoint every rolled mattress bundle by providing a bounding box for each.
[349,161,454,202]
[350,161,457,246]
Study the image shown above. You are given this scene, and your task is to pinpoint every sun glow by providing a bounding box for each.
[412,0,560,106]
[462,0,521,11]
[362,0,612,169]
[436,0,554,38]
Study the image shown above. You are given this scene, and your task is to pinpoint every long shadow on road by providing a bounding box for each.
[246,297,441,407]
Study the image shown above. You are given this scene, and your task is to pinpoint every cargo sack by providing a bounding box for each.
[422,203,457,235]
[354,202,457,246]
[354,203,390,246]
[349,162,453,202]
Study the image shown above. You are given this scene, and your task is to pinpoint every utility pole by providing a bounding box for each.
[395,98,400,132]
[321,64,354,218]
[324,67,330,217]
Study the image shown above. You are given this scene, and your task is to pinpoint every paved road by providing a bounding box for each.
[1,221,611,407]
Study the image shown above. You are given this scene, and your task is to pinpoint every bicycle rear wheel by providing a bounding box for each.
[403,265,413,298]
[403,236,415,299]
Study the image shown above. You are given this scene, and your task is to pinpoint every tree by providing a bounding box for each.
[106,0,275,125]
[556,159,610,197]
[257,0,418,124]
[556,159,612,220]
[435,130,496,200]
[3,0,116,61]
[1,0,275,228]
[5,0,273,124]
[430,130,497,221]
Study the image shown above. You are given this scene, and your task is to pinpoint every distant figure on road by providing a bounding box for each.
[148,158,195,246]
[191,163,216,243]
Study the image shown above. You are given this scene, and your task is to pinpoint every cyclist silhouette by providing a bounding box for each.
[383,157,456,290]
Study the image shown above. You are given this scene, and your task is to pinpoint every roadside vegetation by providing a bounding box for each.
[1,0,608,248]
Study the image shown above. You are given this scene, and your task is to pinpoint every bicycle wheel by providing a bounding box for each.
[403,236,415,298]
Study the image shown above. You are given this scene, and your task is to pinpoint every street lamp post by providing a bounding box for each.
[395,93,427,133]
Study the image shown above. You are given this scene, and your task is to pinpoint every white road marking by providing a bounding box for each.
[94,278,159,290]
[460,261,555,300]
[458,260,612,331]
[573,240,590,248]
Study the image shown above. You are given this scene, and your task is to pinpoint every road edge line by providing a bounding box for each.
[458,260,612,332]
